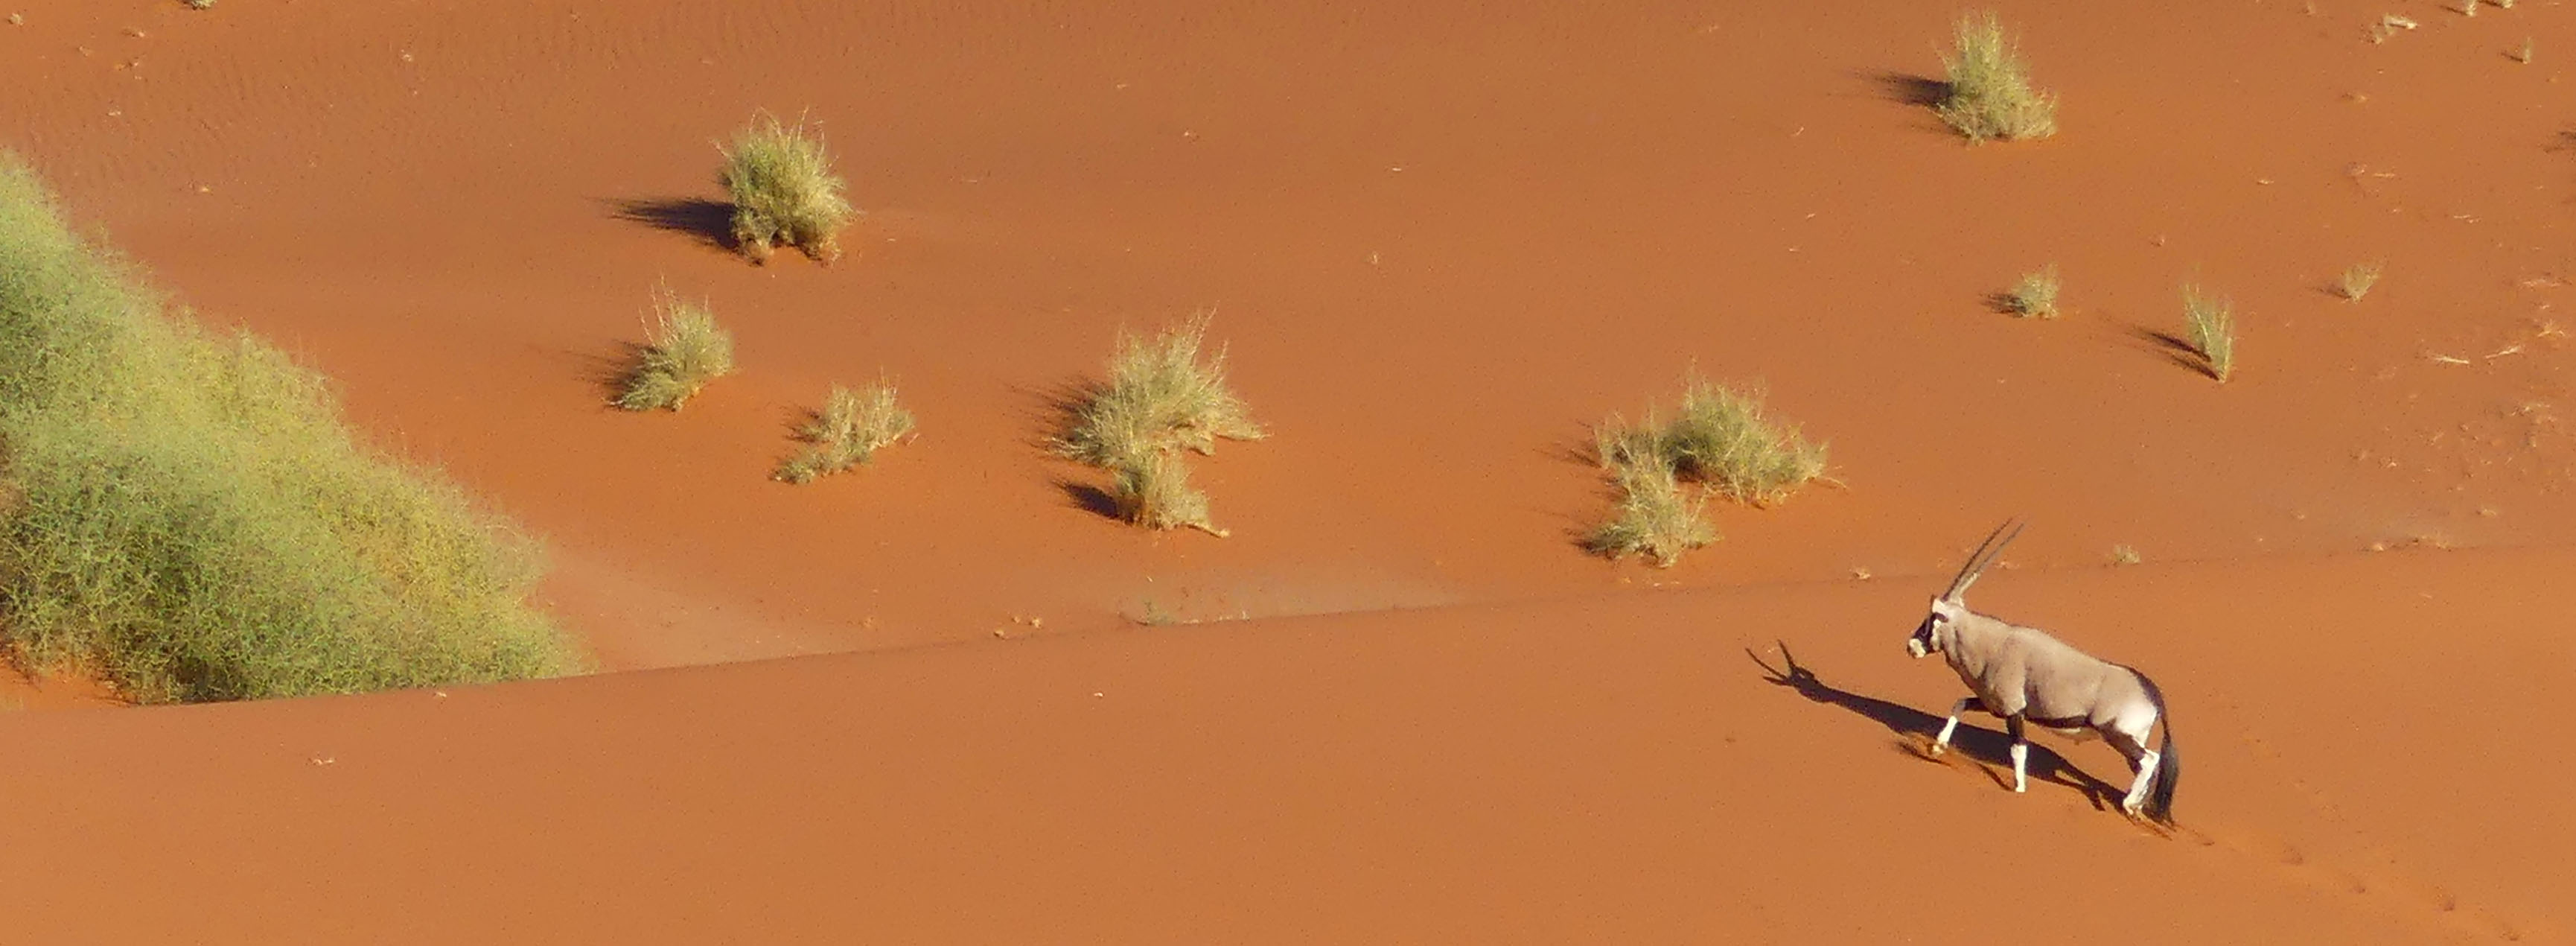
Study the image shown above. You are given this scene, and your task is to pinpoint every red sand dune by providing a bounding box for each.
[2,0,2572,939]
[1,549,2568,942]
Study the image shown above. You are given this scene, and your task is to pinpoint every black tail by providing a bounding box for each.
[2135,670,2180,824]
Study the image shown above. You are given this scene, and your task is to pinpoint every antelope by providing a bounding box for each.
[1905,521,2180,823]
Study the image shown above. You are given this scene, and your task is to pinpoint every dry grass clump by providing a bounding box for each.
[2183,283,2237,382]
[1584,425,1715,566]
[1056,314,1261,535]
[1665,378,1831,507]
[2338,261,2383,302]
[719,111,853,264]
[1110,451,1228,536]
[2006,264,2061,318]
[0,153,578,702]
[776,380,915,484]
[1584,377,1829,567]
[1056,314,1263,467]
[615,286,736,411]
[1937,12,2059,142]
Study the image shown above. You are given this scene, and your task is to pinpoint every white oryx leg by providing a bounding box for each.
[2106,724,2159,815]
[2123,750,2162,815]
[1932,696,1982,755]
[2006,714,2029,793]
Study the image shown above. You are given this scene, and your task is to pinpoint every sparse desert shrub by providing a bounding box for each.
[2006,264,2061,318]
[776,380,915,483]
[1055,314,1260,536]
[1056,313,1263,468]
[1110,450,1228,536]
[0,153,579,702]
[1585,424,1715,567]
[1937,12,2059,142]
[1593,410,1671,479]
[1665,377,1829,507]
[719,111,853,264]
[2338,261,2382,302]
[2183,283,2237,382]
[615,285,735,411]
[1581,378,1825,566]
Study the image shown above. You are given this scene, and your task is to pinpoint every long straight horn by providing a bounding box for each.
[1945,519,2025,600]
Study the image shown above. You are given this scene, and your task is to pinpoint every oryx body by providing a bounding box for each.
[1907,522,2180,823]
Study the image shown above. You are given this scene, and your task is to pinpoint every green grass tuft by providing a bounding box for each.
[0,153,580,702]
[2338,261,2383,302]
[1056,313,1263,468]
[776,380,915,484]
[2183,283,2237,382]
[719,111,853,264]
[615,285,735,411]
[2006,264,2061,318]
[1936,12,2059,142]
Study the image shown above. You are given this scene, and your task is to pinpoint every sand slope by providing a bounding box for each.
[9,0,2576,664]
[0,547,2565,942]
[2,0,2573,940]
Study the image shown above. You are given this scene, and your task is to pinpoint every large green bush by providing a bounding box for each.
[0,153,580,702]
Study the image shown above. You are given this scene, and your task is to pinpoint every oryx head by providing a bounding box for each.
[1908,520,2023,658]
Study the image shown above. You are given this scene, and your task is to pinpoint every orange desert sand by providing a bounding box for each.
[1,0,2572,941]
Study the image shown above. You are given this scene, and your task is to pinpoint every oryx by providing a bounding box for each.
[1906,521,2179,822]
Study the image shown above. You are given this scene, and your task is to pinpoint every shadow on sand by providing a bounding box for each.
[2117,323,2219,381]
[1866,71,1951,107]
[605,197,736,252]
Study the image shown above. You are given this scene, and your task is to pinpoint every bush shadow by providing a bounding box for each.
[1013,376,1101,456]
[1867,70,1951,107]
[1748,641,2120,810]
[2116,323,2219,381]
[1016,377,1126,523]
[605,197,736,252]
[572,341,648,407]
[1053,478,1121,521]
[1550,422,1627,560]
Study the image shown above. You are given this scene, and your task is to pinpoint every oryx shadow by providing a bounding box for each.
[1749,641,2121,810]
